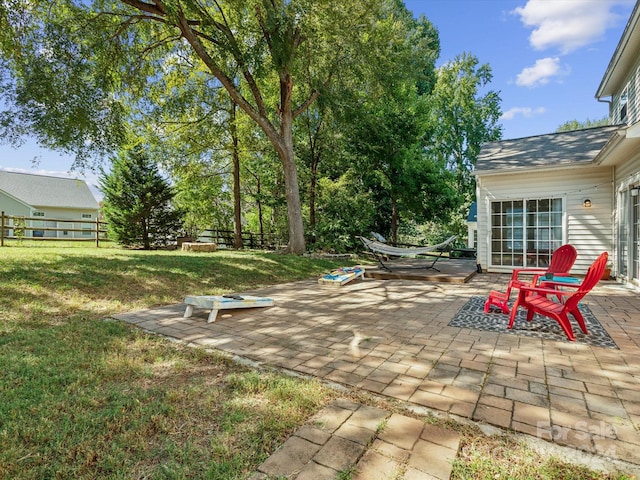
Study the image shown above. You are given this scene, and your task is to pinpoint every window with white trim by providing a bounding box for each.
[490,198,564,268]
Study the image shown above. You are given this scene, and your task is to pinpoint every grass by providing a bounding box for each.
[0,244,635,479]
[0,245,343,479]
[449,421,634,479]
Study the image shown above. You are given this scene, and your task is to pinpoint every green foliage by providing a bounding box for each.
[0,0,506,253]
[425,52,503,195]
[327,5,449,243]
[556,117,610,132]
[398,219,462,248]
[12,216,25,240]
[313,173,376,252]
[1,0,394,253]
[0,1,126,165]
[172,160,232,238]
[100,146,183,249]
[239,129,290,242]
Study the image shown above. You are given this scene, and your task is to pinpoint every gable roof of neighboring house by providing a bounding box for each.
[474,125,624,176]
[0,170,99,210]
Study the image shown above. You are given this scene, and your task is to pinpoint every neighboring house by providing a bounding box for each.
[475,0,640,290]
[0,170,99,239]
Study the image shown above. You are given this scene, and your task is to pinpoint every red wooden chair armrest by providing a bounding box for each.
[512,268,546,275]
[530,280,581,290]
[511,268,545,280]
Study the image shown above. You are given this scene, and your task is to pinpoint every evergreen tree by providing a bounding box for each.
[100,147,182,249]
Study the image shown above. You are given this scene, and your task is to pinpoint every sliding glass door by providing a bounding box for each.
[633,188,640,282]
[490,198,563,268]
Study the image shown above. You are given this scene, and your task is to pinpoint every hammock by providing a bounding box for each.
[359,235,457,272]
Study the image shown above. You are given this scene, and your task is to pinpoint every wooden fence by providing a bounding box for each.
[0,212,283,250]
[0,211,108,247]
[196,229,284,250]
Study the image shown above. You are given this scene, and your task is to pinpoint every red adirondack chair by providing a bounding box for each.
[507,252,608,341]
[484,244,578,314]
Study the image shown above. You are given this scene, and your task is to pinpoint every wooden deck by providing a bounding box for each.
[363,257,478,283]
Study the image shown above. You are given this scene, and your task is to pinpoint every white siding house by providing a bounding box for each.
[0,170,99,239]
[475,127,618,275]
[475,0,640,290]
[595,1,640,290]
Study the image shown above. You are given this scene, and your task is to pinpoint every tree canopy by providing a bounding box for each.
[0,1,504,252]
[425,53,502,194]
[1,0,401,253]
[556,117,610,132]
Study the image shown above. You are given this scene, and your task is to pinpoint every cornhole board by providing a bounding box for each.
[318,266,365,286]
[183,295,274,323]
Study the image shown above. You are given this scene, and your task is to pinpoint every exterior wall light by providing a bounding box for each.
[583,198,592,208]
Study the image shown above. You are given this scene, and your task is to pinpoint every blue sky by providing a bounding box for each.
[408,0,635,138]
[0,0,636,188]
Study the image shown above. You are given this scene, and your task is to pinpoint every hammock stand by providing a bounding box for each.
[358,235,457,272]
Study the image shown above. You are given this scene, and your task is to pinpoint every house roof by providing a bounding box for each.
[474,125,624,175]
[596,0,640,99]
[0,170,99,209]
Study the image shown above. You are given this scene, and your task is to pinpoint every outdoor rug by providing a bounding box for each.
[449,296,618,349]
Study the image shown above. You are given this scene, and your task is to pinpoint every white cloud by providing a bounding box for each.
[513,0,633,54]
[516,57,568,87]
[501,106,546,121]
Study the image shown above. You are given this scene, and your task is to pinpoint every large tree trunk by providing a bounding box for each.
[230,102,243,249]
[307,115,321,241]
[280,150,305,253]
[278,134,306,253]
[171,10,308,253]
[275,74,306,254]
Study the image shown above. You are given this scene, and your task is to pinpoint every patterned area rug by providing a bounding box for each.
[449,296,618,349]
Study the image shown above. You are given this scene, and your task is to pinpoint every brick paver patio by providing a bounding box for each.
[113,273,640,477]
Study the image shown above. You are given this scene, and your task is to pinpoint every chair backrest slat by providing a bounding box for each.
[547,244,578,274]
[564,252,608,311]
[505,244,578,297]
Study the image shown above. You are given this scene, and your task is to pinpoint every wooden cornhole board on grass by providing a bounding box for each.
[318,266,365,286]
[183,295,274,323]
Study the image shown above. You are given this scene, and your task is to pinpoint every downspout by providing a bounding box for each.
[597,96,612,126]
[593,95,618,280]
[476,175,484,273]
[612,165,617,279]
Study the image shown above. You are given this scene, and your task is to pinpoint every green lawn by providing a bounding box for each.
[0,245,633,479]
[0,245,345,479]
